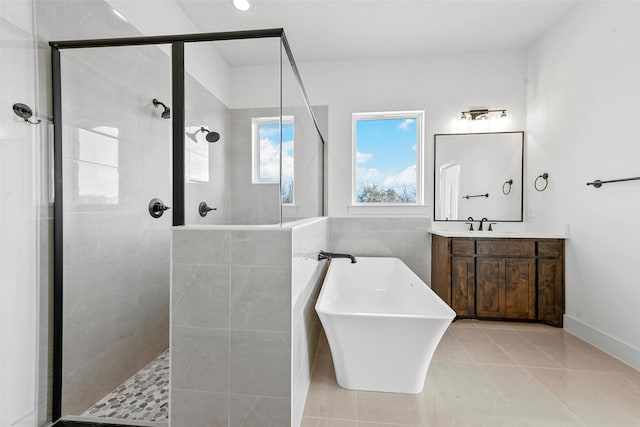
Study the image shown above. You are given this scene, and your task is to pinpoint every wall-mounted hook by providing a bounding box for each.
[502,179,513,195]
[199,201,217,217]
[535,172,549,192]
[13,103,41,125]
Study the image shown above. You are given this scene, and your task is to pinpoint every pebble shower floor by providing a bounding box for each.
[83,350,169,422]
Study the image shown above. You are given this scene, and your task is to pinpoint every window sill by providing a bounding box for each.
[347,204,431,217]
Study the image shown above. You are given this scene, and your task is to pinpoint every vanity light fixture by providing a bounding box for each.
[233,0,251,11]
[460,108,508,121]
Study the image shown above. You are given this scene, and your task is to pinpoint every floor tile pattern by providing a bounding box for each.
[302,320,640,426]
[83,350,169,422]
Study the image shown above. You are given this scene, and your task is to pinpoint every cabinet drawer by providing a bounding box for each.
[452,239,475,255]
[538,241,563,258]
[476,240,535,257]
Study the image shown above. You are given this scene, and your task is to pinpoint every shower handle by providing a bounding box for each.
[148,198,171,218]
[199,201,217,217]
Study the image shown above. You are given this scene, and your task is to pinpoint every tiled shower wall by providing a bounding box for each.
[328,217,432,284]
[228,107,281,225]
[171,218,328,426]
[171,227,293,426]
[58,44,173,415]
[35,0,236,416]
[184,74,231,225]
[291,218,328,426]
[228,106,327,225]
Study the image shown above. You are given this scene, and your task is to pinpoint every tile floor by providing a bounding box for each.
[302,320,640,426]
[83,350,169,422]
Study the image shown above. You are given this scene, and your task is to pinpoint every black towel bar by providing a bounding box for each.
[586,176,640,188]
[462,193,489,199]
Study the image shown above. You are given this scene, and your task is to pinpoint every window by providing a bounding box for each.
[252,116,294,204]
[185,126,209,182]
[352,111,424,204]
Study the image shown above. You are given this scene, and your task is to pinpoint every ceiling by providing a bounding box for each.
[175,0,578,66]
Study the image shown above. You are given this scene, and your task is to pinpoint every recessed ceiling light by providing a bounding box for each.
[233,0,250,11]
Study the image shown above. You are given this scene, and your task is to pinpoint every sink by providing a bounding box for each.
[428,221,568,239]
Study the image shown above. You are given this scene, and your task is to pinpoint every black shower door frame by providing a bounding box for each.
[49,28,325,425]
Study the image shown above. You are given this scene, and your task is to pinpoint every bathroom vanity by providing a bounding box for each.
[431,131,565,327]
[431,234,565,327]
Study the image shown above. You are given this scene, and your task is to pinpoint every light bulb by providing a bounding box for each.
[233,0,250,11]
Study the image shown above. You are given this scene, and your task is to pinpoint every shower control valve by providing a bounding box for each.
[148,198,171,218]
[199,201,217,217]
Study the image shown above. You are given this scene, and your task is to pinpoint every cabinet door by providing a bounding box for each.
[476,258,505,318]
[538,258,564,326]
[505,258,536,319]
[451,256,475,316]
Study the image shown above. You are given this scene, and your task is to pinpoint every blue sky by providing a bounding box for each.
[258,121,294,184]
[355,117,417,190]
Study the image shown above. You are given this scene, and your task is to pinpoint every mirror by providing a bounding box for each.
[434,131,523,222]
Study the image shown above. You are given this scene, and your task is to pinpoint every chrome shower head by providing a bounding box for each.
[152,98,170,119]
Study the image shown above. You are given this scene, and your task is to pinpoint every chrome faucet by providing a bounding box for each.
[479,217,488,231]
[318,250,357,264]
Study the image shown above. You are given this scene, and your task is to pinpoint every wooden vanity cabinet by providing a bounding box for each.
[431,235,564,327]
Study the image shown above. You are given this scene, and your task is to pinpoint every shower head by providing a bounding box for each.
[187,126,221,143]
[205,130,220,143]
[152,98,171,119]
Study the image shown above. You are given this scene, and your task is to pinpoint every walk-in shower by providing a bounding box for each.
[50,28,325,426]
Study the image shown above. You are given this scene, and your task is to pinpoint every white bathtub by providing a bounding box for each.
[315,257,455,394]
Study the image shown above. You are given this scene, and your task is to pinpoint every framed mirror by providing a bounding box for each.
[433,131,523,222]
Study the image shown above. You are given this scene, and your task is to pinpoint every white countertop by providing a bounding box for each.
[428,222,569,239]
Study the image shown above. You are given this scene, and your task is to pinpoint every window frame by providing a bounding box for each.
[351,110,425,206]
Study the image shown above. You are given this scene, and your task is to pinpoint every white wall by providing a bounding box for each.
[232,51,527,217]
[526,1,640,368]
[105,0,231,105]
[0,0,40,425]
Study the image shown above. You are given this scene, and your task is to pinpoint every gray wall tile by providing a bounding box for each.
[230,266,291,332]
[172,264,230,329]
[172,229,230,265]
[230,229,292,267]
[230,330,291,398]
[171,389,229,427]
[230,394,290,427]
[328,217,431,284]
[171,327,229,393]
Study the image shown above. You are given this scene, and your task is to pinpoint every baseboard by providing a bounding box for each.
[563,314,640,371]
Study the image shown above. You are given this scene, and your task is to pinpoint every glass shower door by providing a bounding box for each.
[59,44,172,423]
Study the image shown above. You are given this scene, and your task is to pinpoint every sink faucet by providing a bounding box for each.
[318,250,357,264]
[479,217,488,231]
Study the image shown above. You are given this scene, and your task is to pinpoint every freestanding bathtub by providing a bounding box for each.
[315,257,455,394]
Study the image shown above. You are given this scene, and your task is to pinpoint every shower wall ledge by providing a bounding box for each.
[174,216,326,231]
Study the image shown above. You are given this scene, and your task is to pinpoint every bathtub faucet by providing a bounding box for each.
[318,250,357,264]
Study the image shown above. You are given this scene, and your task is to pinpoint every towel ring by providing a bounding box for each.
[502,179,513,195]
[535,173,549,192]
